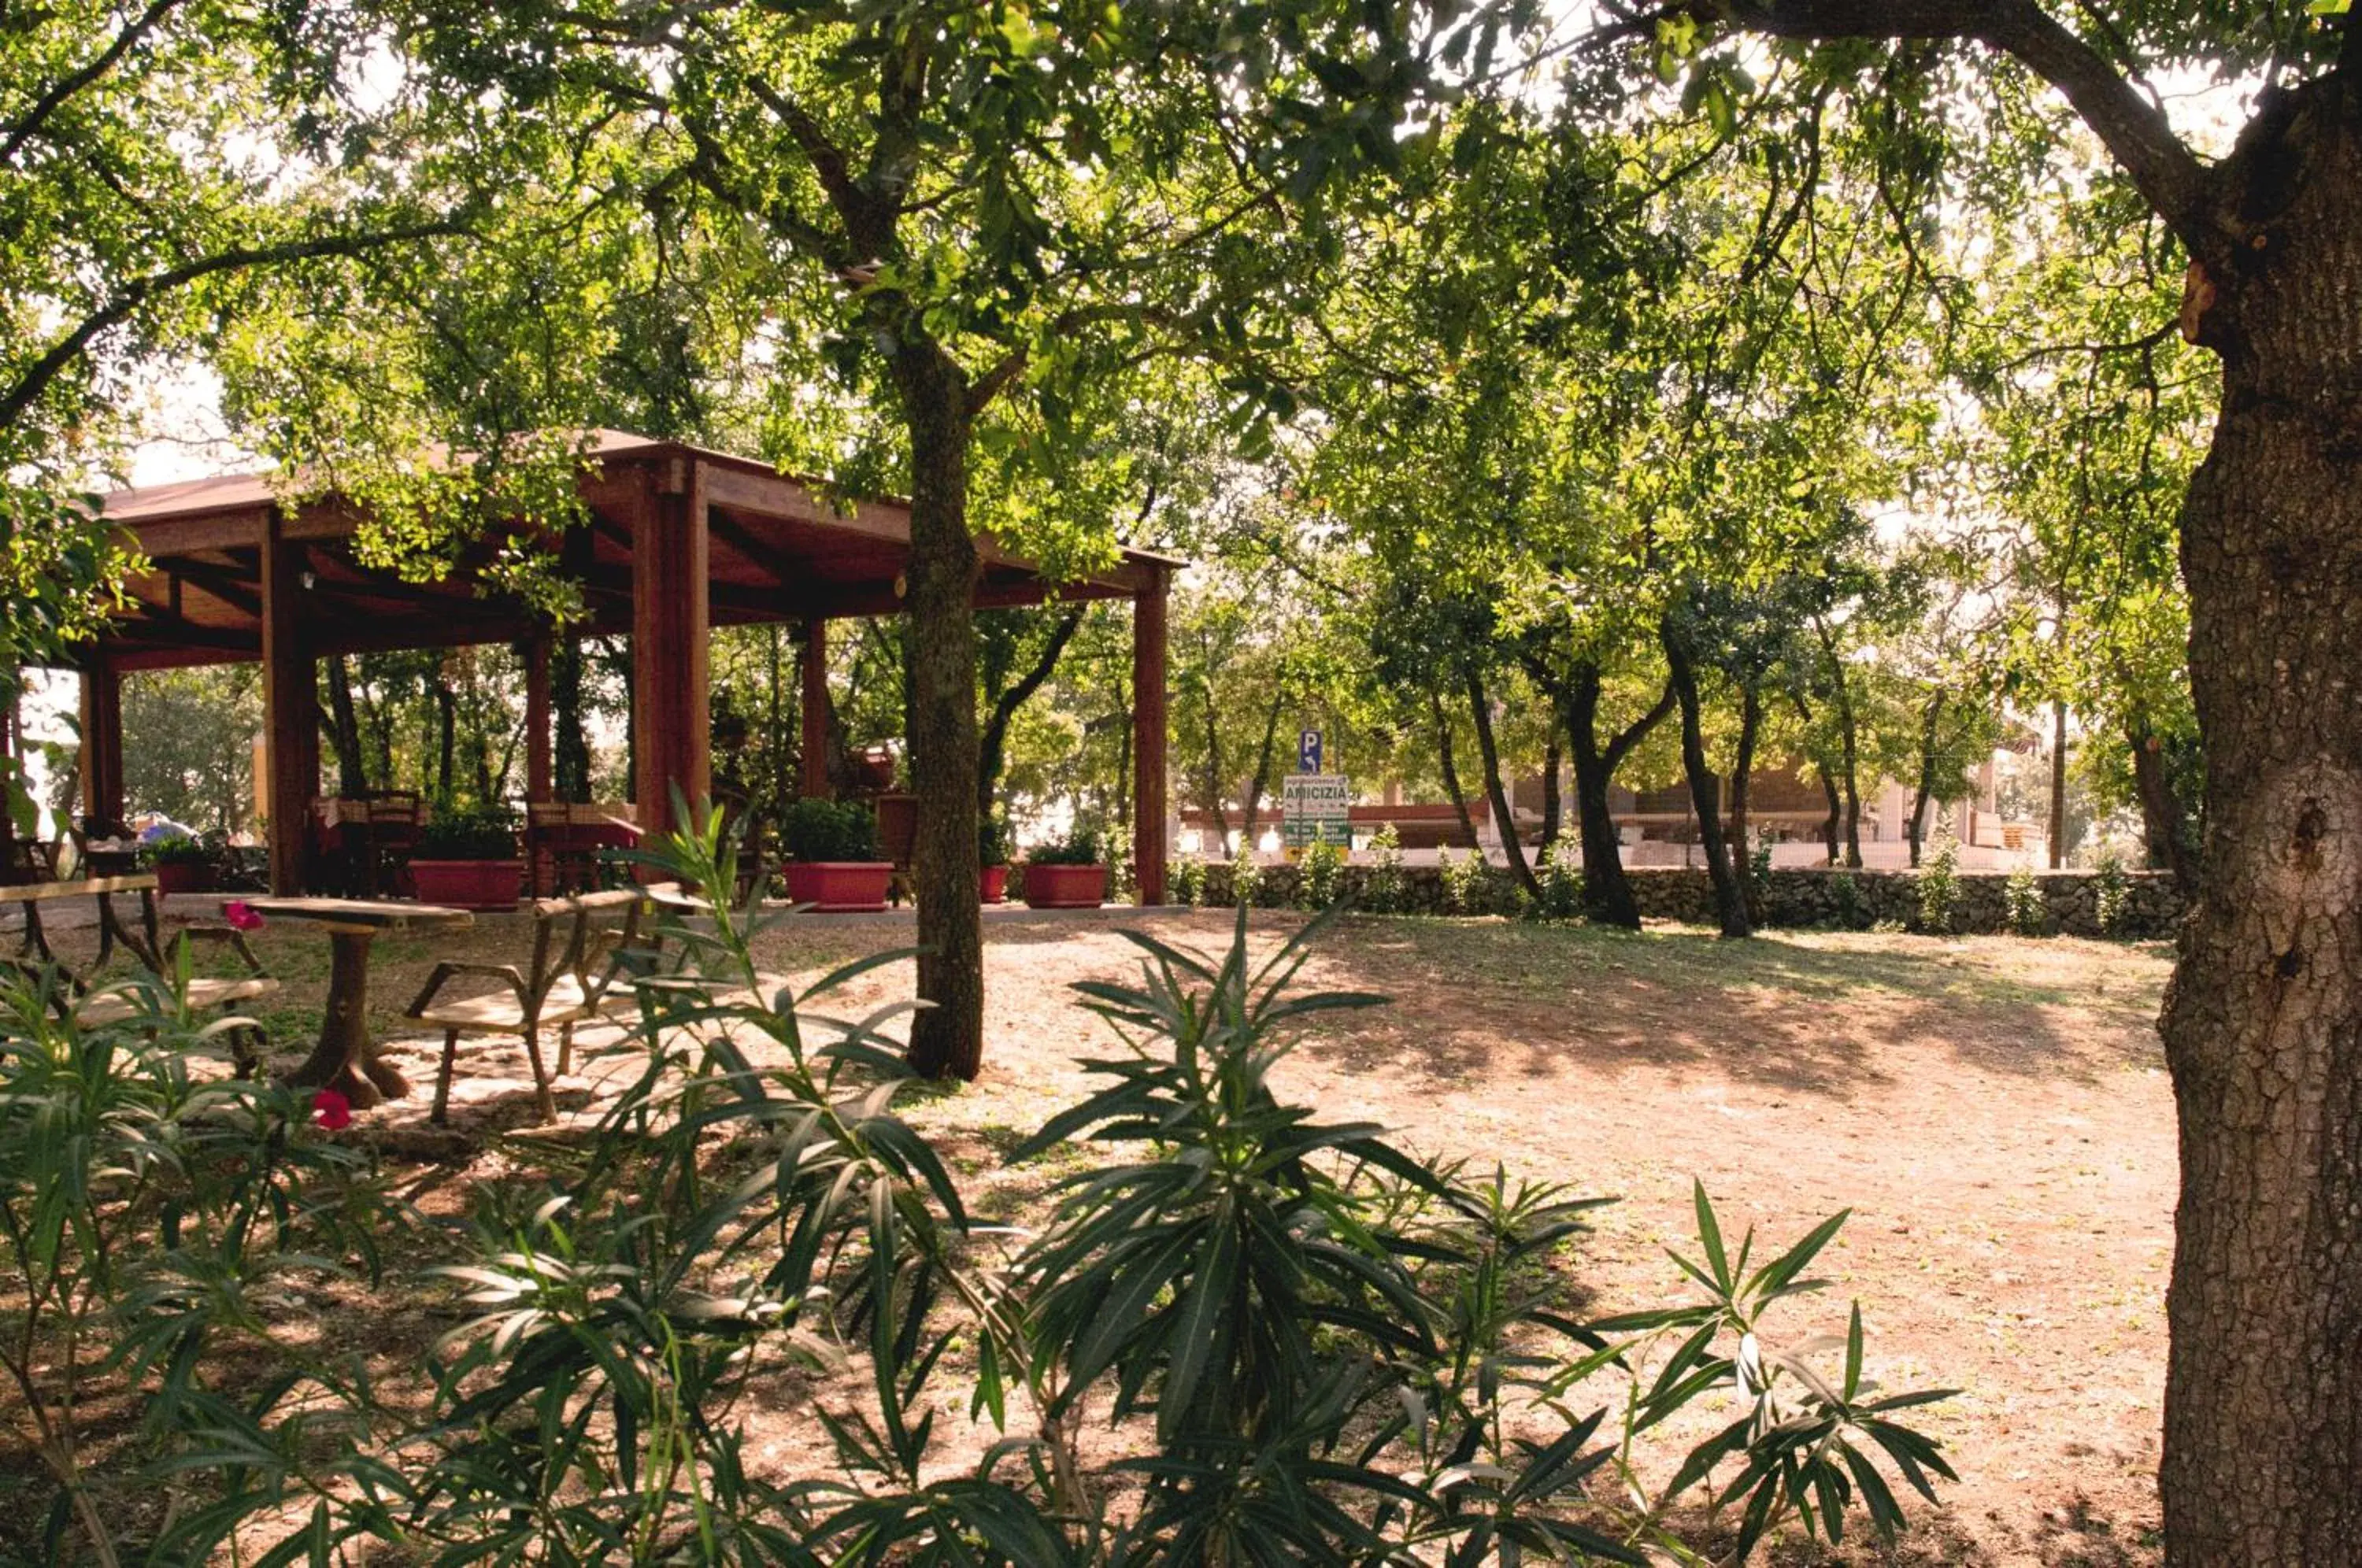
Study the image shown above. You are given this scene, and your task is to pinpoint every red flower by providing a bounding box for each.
[312,1089,352,1130]
[224,900,265,932]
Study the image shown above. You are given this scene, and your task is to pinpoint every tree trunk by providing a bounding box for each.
[324,656,367,794]
[1564,668,1675,930]
[978,604,1084,813]
[2049,698,2070,869]
[1813,619,1864,868]
[554,638,590,802]
[2128,716,2201,896]
[1909,690,1946,870]
[1662,623,1747,938]
[1727,682,1763,926]
[1464,666,1537,897]
[890,344,985,1082]
[1817,765,1842,865]
[1431,688,1480,852]
[1538,734,1562,852]
[1236,686,1287,855]
[432,677,457,803]
[2156,88,2362,1563]
[1199,675,1231,851]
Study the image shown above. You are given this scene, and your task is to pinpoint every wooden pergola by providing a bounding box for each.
[78,431,1175,902]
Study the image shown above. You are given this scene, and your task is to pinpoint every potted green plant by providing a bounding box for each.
[148,833,212,896]
[1023,826,1109,910]
[409,801,524,911]
[780,798,892,912]
[979,814,1011,904]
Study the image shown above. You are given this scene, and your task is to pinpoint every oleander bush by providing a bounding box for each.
[0,817,1957,1565]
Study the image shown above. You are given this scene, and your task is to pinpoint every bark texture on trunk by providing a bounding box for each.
[1727,682,1763,927]
[892,345,986,1082]
[1565,668,1674,930]
[1537,736,1562,853]
[1431,689,1481,852]
[1662,624,1748,938]
[2049,698,2071,869]
[2130,717,2201,896]
[2157,79,2362,1566]
[1464,667,1537,897]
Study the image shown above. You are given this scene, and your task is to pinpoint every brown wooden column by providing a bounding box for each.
[524,634,553,803]
[260,514,318,893]
[78,657,124,830]
[799,618,830,798]
[1132,565,1169,906]
[631,462,709,837]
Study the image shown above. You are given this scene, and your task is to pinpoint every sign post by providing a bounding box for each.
[1282,773,1352,849]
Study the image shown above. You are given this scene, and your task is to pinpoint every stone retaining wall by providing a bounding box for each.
[1185,861,2187,940]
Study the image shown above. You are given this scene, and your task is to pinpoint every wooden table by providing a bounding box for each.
[232,897,472,1108]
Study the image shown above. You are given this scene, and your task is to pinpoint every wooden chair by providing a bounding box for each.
[525,801,641,897]
[403,886,662,1125]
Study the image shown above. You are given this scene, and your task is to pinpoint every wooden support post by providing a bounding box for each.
[800,618,830,799]
[260,516,318,893]
[78,658,124,830]
[524,634,553,803]
[1132,566,1169,906]
[631,462,709,838]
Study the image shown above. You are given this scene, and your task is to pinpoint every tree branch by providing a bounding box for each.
[1698,1,2217,253]
[0,218,468,433]
[0,0,185,165]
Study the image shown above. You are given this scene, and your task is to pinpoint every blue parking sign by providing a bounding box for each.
[1298,728,1322,773]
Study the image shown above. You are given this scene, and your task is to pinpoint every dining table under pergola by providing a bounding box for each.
[55,430,1177,904]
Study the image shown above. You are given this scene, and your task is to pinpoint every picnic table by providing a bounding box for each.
[235,897,473,1108]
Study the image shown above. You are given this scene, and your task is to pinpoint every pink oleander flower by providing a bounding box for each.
[224,900,265,932]
[312,1089,352,1130]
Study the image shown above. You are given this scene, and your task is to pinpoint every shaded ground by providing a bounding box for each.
[21,902,2176,1564]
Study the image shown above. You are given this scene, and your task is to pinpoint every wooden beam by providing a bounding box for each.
[1132,565,1169,906]
[800,618,830,799]
[78,658,124,831]
[631,465,709,835]
[259,513,317,894]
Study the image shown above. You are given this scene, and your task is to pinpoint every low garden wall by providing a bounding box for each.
[1187,860,2189,940]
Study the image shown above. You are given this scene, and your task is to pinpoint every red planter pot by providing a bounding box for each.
[154,861,210,896]
[784,861,895,913]
[1023,863,1109,910]
[409,859,524,912]
[980,864,1009,904]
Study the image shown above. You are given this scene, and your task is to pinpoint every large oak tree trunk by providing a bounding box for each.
[891,344,985,1082]
[2157,83,2362,1565]
[1564,667,1673,930]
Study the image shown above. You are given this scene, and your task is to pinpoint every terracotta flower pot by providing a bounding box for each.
[1023,862,1108,910]
[980,864,1009,904]
[783,861,894,913]
[154,860,210,896]
[409,859,524,912]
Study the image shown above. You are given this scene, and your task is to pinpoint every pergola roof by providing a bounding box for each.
[94,429,1177,670]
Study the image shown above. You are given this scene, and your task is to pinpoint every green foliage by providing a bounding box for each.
[147,832,209,866]
[1362,822,1407,914]
[1439,845,1493,916]
[1230,850,1265,909]
[0,957,389,1563]
[2094,852,2131,937]
[416,800,521,860]
[2004,867,2049,937]
[779,797,883,864]
[1170,853,1209,908]
[1523,838,1586,924]
[977,812,1012,868]
[1297,838,1347,910]
[1916,841,1962,936]
[1827,871,1872,932]
[1028,825,1105,867]
[1751,839,1775,897]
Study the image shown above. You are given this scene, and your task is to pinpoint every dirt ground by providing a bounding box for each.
[24,900,2179,1564]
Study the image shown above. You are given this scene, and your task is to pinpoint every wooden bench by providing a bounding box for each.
[403,886,664,1125]
[3,874,280,1062]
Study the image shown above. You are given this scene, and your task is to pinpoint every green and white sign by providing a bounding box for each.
[1282,773,1352,848]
